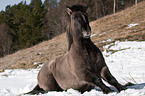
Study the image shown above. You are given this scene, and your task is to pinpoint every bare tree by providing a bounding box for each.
[113,0,116,14]
[0,23,12,57]
[135,0,138,5]
[95,0,98,19]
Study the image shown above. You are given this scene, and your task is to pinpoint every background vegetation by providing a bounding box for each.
[0,0,144,57]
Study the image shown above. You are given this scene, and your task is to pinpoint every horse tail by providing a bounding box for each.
[24,84,46,95]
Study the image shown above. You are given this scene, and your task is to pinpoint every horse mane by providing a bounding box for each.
[66,12,73,50]
[66,4,88,50]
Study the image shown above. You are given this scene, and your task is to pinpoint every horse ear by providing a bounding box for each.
[66,6,72,15]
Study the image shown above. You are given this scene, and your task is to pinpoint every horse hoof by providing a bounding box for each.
[124,82,135,87]
[103,87,114,94]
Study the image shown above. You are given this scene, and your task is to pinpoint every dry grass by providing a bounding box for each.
[0,34,67,72]
[91,1,145,48]
[0,1,145,72]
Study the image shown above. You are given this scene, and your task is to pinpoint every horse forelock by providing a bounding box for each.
[66,4,88,29]
[70,4,87,12]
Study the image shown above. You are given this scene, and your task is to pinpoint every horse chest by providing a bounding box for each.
[69,46,95,70]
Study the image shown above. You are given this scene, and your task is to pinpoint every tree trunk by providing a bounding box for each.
[99,0,105,16]
[0,23,11,57]
[135,0,137,5]
[95,0,98,19]
[113,0,116,14]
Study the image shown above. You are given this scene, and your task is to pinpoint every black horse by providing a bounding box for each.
[25,4,133,95]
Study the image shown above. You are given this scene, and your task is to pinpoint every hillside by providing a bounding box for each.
[0,1,145,72]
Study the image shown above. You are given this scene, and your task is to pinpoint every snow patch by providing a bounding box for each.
[37,52,43,55]
[91,34,97,37]
[99,32,107,36]
[33,62,42,65]
[127,23,139,28]
[102,38,112,43]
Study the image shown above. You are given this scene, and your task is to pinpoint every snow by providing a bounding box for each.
[127,23,139,28]
[0,41,145,96]
[91,34,97,37]
[102,38,112,43]
[33,62,42,65]
[99,32,106,36]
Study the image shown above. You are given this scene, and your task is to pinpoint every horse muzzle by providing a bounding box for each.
[83,31,91,38]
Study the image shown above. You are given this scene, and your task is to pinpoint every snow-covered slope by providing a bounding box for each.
[0,41,145,96]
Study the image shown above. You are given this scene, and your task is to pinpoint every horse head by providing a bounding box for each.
[66,4,91,50]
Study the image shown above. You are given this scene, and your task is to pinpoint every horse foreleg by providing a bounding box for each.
[100,66,127,92]
[79,70,114,94]
[94,76,114,94]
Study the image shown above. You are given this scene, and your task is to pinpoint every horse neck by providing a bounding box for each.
[72,36,92,51]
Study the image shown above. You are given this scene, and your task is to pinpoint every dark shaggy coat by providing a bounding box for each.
[25,4,133,95]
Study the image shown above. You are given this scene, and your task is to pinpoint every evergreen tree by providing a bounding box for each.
[18,0,45,48]
[0,1,46,50]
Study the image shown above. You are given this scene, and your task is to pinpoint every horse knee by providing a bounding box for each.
[101,66,115,82]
